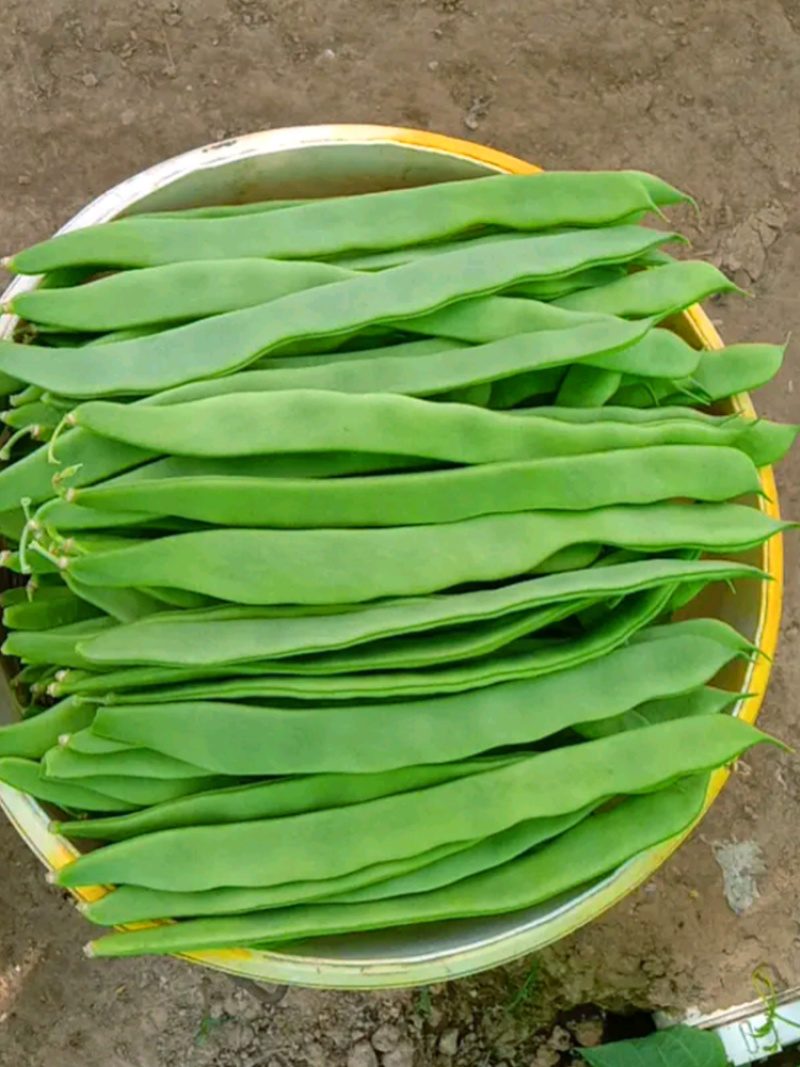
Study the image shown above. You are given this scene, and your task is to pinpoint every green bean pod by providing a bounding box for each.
[60,504,786,607]
[0,227,677,395]
[89,622,749,776]
[74,557,765,668]
[84,776,713,957]
[68,446,761,529]
[58,714,769,893]
[8,171,685,273]
[53,756,519,842]
[0,697,96,759]
[574,685,738,740]
[0,756,138,812]
[98,597,746,703]
[555,260,740,318]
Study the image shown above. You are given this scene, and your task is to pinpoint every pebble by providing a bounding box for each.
[371,1025,401,1054]
[570,1018,604,1048]
[348,1040,379,1067]
[439,1029,459,1056]
[382,1039,415,1067]
[82,72,98,87]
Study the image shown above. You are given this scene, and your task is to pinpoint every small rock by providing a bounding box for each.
[306,1042,327,1067]
[531,1047,559,1067]
[548,1026,572,1052]
[372,1025,401,1054]
[121,109,136,126]
[713,840,766,914]
[382,1039,415,1067]
[348,1040,379,1067]
[570,1018,604,1048]
[82,72,98,87]
[17,175,31,186]
[427,60,439,71]
[439,1029,459,1056]
[149,1004,169,1029]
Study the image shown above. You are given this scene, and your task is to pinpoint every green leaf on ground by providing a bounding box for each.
[578,1026,730,1067]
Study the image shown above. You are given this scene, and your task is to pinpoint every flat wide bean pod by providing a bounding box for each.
[0,227,676,395]
[69,446,761,528]
[63,504,786,606]
[76,557,765,667]
[328,805,597,905]
[8,171,684,272]
[71,319,655,412]
[53,756,518,842]
[57,714,769,892]
[81,806,593,925]
[0,757,138,812]
[574,685,738,740]
[68,386,781,463]
[42,744,212,781]
[81,838,480,924]
[12,259,356,331]
[90,625,748,776]
[0,697,95,759]
[3,616,118,668]
[555,260,739,318]
[612,344,788,408]
[85,776,712,957]
[4,587,104,630]
[98,598,745,702]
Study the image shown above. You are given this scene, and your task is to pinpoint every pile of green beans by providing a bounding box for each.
[0,168,793,961]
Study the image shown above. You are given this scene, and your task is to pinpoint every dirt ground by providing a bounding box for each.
[1,0,800,1064]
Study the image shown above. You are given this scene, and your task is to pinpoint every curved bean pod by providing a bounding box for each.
[8,172,683,273]
[0,697,95,759]
[555,260,739,318]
